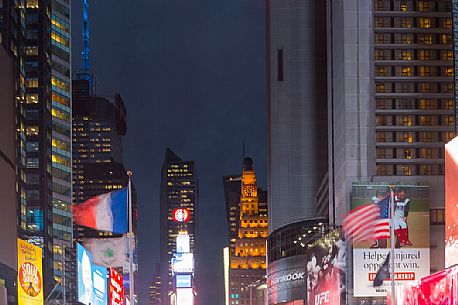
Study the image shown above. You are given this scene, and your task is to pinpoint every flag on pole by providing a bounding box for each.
[343,203,390,242]
[373,253,390,287]
[73,188,128,234]
[83,237,127,268]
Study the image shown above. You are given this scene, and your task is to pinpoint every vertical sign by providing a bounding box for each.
[445,137,458,268]
[109,268,123,305]
[17,239,44,305]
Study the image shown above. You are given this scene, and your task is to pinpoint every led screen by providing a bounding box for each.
[77,243,108,305]
[176,234,190,254]
[176,288,193,305]
[172,253,194,274]
[109,268,123,305]
[176,275,192,288]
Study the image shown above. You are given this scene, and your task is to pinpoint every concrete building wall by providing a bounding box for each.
[266,0,328,233]
[0,47,18,271]
[327,0,376,225]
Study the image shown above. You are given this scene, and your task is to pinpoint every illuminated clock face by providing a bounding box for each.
[172,208,190,222]
[243,185,256,197]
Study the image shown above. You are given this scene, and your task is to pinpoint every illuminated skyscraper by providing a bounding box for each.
[228,158,267,305]
[159,149,198,305]
[12,0,73,301]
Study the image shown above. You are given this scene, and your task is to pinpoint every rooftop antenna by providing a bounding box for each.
[77,0,95,94]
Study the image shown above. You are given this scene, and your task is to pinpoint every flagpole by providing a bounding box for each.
[389,185,395,305]
[127,171,135,305]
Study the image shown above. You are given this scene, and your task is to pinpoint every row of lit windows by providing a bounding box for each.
[375,33,452,45]
[375,115,455,127]
[376,164,443,175]
[376,66,454,77]
[374,0,451,12]
[376,131,455,143]
[376,82,453,93]
[375,16,452,29]
[376,98,454,110]
[376,49,453,61]
[376,148,441,159]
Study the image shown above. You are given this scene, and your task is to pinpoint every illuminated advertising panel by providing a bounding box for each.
[306,229,345,305]
[351,183,430,297]
[172,253,194,274]
[176,234,190,254]
[109,268,123,305]
[172,208,190,223]
[77,243,108,305]
[445,137,458,268]
[17,239,43,305]
[267,255,307,305]
[176,288,193,305]
[176,275,192,288]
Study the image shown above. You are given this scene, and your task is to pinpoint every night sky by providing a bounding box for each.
[71,1,266,305]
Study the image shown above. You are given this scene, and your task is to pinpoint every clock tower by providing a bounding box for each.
[228,157,268,305]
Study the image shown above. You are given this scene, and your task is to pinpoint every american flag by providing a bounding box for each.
[343,199,391,243]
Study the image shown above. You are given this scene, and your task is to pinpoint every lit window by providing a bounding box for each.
[401,67,411,76]
[26,126,39,136]
[419,18,431,28]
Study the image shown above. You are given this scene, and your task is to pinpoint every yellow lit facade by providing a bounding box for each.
[229,159,267,305]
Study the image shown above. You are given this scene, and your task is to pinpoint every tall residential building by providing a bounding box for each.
[228,158,267,305]
[159,149,198,305]
[13,0,73,300]
[266,0,328,234]
[223,175,242,257]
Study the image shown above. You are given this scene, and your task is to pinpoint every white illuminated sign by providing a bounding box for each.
[172,253,194,274]
[176,235,190,254]
[176,288,193,305]
[176,275,192,288]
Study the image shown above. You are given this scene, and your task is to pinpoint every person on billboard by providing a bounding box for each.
[370,189,389,249]
[394,188,413,247]
[79,250,95,305]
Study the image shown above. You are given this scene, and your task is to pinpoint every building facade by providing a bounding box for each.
[159,149,198,305]
[0,7,21,301]
[266,0,329,233]
[9,0,74,301]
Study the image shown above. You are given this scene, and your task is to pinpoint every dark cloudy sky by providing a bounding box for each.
[71,1,266,305]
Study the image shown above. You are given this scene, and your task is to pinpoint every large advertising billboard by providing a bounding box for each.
[267,255,307,305]
[176,288,194,305]
[445,137,458,268]
[172,253,194,274]
[17,239,43,305]
[351,183,430,297]
[306,229,346,305]
[77,243,108,305]
[109,268,123,305]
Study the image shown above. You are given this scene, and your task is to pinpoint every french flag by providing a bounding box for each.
[73,188,128,234]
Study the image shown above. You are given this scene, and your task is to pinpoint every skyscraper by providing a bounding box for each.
[14,0,73,300]
[226,158,267,305]
[159,149,198,305]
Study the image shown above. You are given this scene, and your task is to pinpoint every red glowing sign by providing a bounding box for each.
[172,208,190,223]
[109,268,123,305]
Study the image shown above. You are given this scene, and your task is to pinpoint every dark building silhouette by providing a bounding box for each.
[159,149,199,305]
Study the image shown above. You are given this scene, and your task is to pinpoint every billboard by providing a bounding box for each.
[306,229,346,305]
[17,239,43,305]
[351,183,430,297]
[77,243,108,305]
[176,288,193,305]
[267,255,307,305]
[176,234,190,254]
[172,253,194,274]
[176,275,192,288]
[109,268,123,305]
[445,137,458,268]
